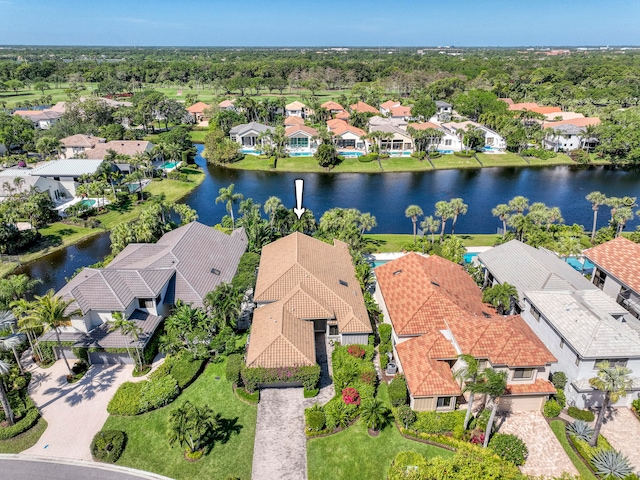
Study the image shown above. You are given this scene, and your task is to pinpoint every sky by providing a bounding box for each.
[0,0,638,47]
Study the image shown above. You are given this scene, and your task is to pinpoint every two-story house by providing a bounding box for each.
[59,134,106,159]
[43,222,248,364]
[374,253,557,412]
[479,240,640,409]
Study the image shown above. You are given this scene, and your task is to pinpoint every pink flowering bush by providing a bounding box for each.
[342,387,361,405]
[347,345,366,359]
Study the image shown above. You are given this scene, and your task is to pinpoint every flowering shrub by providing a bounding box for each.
[488,433,528,466]
[342,387,361,405]
[360,369,377,386]
[347,344,365,359]
[470,430,485,445]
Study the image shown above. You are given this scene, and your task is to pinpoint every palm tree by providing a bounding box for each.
[491,204,511,238]
[358,212,377,235]
[167,400,217,455]
[263,196,283,231]
[0,359,15,425]
[0,311,26,374]
[360,398,390,432]
[482,283,518,315]
[454,354,485,430]
[109,312,143,367]
[588,361,634,447]
[24,290,79,375]
[435,201,454,242]
[586,191,607,242]
[405,205,423,244]
[11,299,45,362]
[481,368,508,448]
[420,216,441,244]
[12,177,25,194]
[449,198,468,236]
[204,283,242,330]
[613,207,634,237]
[215,184,244,228]
[508,196,529,215]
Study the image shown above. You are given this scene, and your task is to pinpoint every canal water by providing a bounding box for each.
[16,144,640,294]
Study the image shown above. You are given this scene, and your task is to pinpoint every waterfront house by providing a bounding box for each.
[441,120,507,151]
[389,105,413,122]
[186,102,211,122]
[479,240,640,409]
[0,170,61,203]
[245,232,372,369]
[59,134,106,159]
[28,158,105,199]
[374,253,557,412]
[543,124,598,152]
[13,109,62,130]
[327,121,367,150]
[368,123,412,151]
[44,222,248,364]
[321,101,345,114]
[285,101,307,118]
[285,125,319,153]
[229,122,274,149]
[87,140,154,160]
[407,122,462,152]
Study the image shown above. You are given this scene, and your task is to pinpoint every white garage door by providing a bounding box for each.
[498,395,543,413]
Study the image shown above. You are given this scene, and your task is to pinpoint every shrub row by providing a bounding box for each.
[231,252,260,293]
[234,386,259,404]
[388,374,408,407]
[567,406,595,422]
[91,430,127,463]
[488,433,528,466]
[358,153,379,162]
[454,150,475,157]
[378,323,392,370]
[167,170,189,181]
[241,364,321,392]
[0,406,40,440]
[412,409,466,434]
[543,400,562,418]
[149,352,205,389]
[225,353,244,385]
[428,151,442,158]
[521,147,557,160]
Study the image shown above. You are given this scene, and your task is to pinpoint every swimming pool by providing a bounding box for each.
[240,148,261,155]
[339,151,363,157]
[289,152,314,157]
[79,199,96,208]
[370,260,389,268]
[160,161,179,169]
[566,257,595,272]
[463,252,478,263]
[438,149,454,155]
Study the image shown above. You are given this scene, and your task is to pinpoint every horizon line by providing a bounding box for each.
[1,44,640,49]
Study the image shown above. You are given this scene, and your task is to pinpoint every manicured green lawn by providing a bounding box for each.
[380,157,432,172]
[103,359,256,480]
[0,417,48,454]
[307,383,453,480]
[365,234,502,252]
[189,130,208,143]
[549,420,596,480]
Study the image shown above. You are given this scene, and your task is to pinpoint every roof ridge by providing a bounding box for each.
[97,270,126,310]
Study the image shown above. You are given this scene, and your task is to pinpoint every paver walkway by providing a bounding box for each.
[23,359,135,461]
[600,407,640,473]
[497,411,578,478]
[251,334,334,480]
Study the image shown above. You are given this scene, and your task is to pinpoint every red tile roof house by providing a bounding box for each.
[59,134,106,159]
[186,101,211,122]
[585,236,640,320]
[380,100,401,115]
[320,100,346,115]
[350,101,380,115]
[285,125,320,153]
[374,253,556,412]
[246,233,372,369]
[327,120,367,151]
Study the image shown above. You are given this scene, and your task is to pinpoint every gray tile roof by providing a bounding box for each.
[435,100,452,108]
[60,222,248,313]
[478,240,596,303]
[229,122,273,136]
[30,159,104,178]
[524,290,640,358]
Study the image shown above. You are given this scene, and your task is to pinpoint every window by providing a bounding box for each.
[594,359,628,368]
[436,397,451,408]
[560,338,565,349]
[138,298,154,309]
[513,368,534,380]
[444,139,452,146]
[530,304,541,322]
[593,269,607,289]
[575,356,580,366]
[329,325,339,336]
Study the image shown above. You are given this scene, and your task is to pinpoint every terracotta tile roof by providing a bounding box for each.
[249,233,371,368]
[350,101,379,114]
[381,100,401,110]
[543,117,601,128]
[335,111,350,120]
[585,237,640,293]
[186,102,211,113]
[390,106,412,117]
[505,379,556,395]
[396,332,461,397]
[407,122,442,131]
[375,253,490,336]
[286,101,306,111]
[285,125,318,137]
[331,122,366,138]
[508,102,541,111]
[284,116,305,126]
[499,98,514,105]
[60,134,106,148]
[218,99,235,108]
[449,315,557,367]
[321,101,345,111]
[327,118,348,130]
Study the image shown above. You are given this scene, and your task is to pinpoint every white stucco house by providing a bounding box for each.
[441,120,507,152]
[229,122,274,149]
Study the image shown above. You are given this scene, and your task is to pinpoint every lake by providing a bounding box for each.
[16,144,640,294]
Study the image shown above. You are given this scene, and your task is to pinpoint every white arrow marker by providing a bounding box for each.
[293,178,306,219]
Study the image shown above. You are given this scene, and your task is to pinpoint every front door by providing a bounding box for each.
[313,319,327,333]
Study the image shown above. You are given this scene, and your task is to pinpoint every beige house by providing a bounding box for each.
[86,140,154,160]
[59,134,106,159]
[246,233,372,369]
[285,101,307,118]
[374,253,557,412]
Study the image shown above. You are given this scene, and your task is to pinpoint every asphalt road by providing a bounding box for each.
[0,459,172,480]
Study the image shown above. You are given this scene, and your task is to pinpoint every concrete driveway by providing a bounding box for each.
[600,408,640,473]
[23,359,135,461]
[497,411,578,478]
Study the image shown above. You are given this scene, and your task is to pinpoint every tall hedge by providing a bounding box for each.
[241,364,321,392]
[388,374,408,407]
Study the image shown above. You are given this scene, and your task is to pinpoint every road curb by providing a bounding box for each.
[0,454,174,479]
